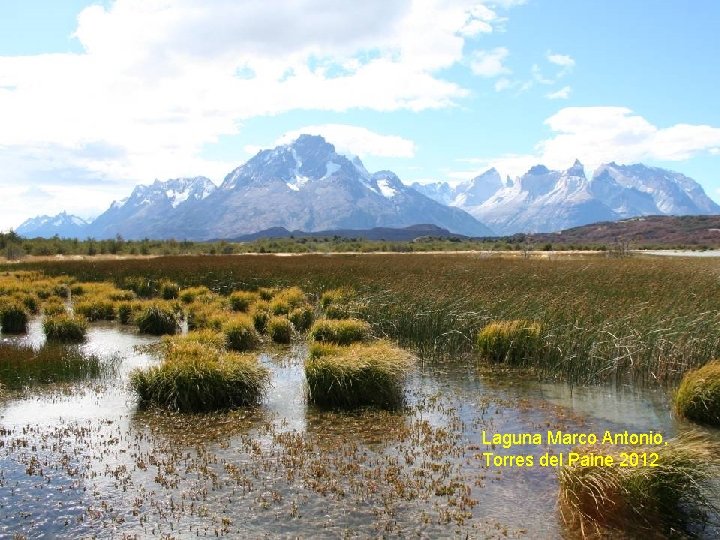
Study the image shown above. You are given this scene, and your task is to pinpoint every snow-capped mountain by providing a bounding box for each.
[417,161,720,234]
[17,136,491,239]
[16,212,90,238]
[163,134,492,239]
[86,177,216,239]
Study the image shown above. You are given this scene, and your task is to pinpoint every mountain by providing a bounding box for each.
[230,224,468,242]
[149,135,492,239]
[86,177,216,239]
[416,161,720,234]
[16,212,89,238]
[17,136,491,240]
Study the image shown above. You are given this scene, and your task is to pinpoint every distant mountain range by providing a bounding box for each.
[15,135,720,240]
[18,135,490,239]
[413,161,719,234]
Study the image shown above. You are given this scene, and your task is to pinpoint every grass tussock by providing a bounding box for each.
[309,318,372,345]
[42,298,67,316]
[228,291,257,312]
[135,304,178,335]
[250,300,271,333]
[222,316,260,351]
[161,329,228,351]
[558,432,720,537]
[74,296,116,321]
[305,340,415,408]
[289,305,315,332]
[130,341,270,412]
[179,286,213,304]
[0,301,29,334]
[476,320,542,365]
[43,313,88,342]
[675,360,720,426]
[267,316,292,344]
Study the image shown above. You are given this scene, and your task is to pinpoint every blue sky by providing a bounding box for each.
[1,0,719,229]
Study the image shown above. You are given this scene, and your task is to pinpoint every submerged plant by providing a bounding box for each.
[475,320,542,365]
[43,313,88,342]
[558,432,720,537]
[675,360,720,426]
[305,340,415,408]
[0,343,101,390]
[130,341,269,412]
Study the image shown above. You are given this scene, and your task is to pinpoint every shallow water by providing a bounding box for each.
[0,322,718,538]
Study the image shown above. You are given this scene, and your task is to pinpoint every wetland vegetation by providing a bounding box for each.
[1,254,719,537]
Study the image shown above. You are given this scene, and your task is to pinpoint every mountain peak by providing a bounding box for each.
[566,159,585,177]
[527,164,550,175]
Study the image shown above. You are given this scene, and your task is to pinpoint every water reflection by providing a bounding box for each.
[0,322,718,538]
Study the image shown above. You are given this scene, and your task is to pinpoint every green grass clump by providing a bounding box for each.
[257,287,276,301]
[43,314,88,342]
[228,291,257,312]
[320,287,355,309]
[267,316,292,344]
[222,316,260,351]
[117,301,144,324]
[159,280,180,300]
[289,305,314,332]
[0,302,29,334]
[675,360,720,426]
[162,329,227,351]
[558,433,720,537]
[121,276,157,298]
[135,304,178,335]
[179,286,212,304]
[42,298,67,316]
[309,318,372,345]
[475,320,542,365]
[74,297,116,321]
[305,340,415,408]
[250,301,271,333]
[130,341,270,412]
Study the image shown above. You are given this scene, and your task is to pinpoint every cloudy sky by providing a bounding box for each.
[1,0,719,230]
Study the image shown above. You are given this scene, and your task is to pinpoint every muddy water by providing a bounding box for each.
[0,322,717,538]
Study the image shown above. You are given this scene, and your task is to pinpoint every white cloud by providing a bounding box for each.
[470,47,510,77]
[546,86,572,100]
[455,107,720,179]
[547,53,575,68]
[0,0,517,229]
[276,125,416,158]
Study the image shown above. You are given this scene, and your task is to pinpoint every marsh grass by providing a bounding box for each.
[289,305,314,332]
[0,301,29,334]
[222,316,260,351]
[42,298,67,316]
[675,360,720,426]
[0,343,101,390]
[267,316,292,344]
[305,340,415,408]
[476,320,542,365]
[161,329,227,351]
[558,432,720,537]
[11,255,720,385]
[159,280,180,300]
[250,300,271,333]
[130,341,270,412]
[135,304,178,335]
[43,313,88,342]
[228,291,257,312]
[74,296,116,321]
[309,318,372,345]
[118,301,143,324]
